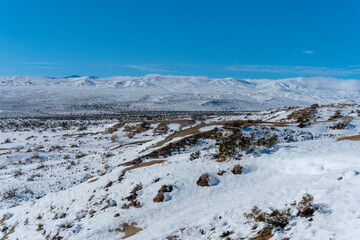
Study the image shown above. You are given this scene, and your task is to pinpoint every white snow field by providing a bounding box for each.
[1,74,360,117]
[0,104,360,239]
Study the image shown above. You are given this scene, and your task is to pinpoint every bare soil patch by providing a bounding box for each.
[114,222,142,239]
[121,160,165,173]
[111,140,151,150]
[153,185,173,203]
[249,227,274,240]
[337,135,360,141]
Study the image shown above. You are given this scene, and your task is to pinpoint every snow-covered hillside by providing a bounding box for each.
[1,74,360,117]
[1,104,360,239]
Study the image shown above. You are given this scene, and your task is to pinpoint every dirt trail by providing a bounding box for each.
[0,152,11,156]
[111,140,151,150]
[153,120,290,149]
[121,160,165,173]
[337,135,360,141]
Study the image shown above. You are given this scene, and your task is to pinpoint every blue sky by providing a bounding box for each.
[1,0,360,78]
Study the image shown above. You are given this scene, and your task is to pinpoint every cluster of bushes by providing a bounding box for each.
[329,110,343,120]
[124,122,151,138]
[0,119,100,131]
[244,193,318,229]
[189,151,201,161]
[217,129,278,160]
[329,120,350,130]
[287,104,319,124]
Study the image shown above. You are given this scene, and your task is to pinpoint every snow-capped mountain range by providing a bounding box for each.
[0,74,359,117]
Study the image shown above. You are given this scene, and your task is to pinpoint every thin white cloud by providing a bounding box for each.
[302,50,315,54]
[225,65,360,76]
[20,62,61,65]
[38,66,57,69]
[124,64,176,73]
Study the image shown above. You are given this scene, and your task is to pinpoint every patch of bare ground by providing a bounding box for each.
[287,104,318,123]
[154,120,290,148]
[87,178,99,183]
[232,164,243,175]
[153,185,173,202]
[337,135,360,141]
[249,227,274,240]
[122,184,143,209]
[2,224,17,240]
[146,128,221,160]
[152,125,203,148]
[106,121,126,134]
[111,140,151,150]
[62,131,102,137]
[0,152,11,156]
[120,160,165,172]
[153,122,169,135]
[123,122,151,137]
[220,230,234,238]
[115,222,142,239]
[197,173,211,187]
[120,120,289,168]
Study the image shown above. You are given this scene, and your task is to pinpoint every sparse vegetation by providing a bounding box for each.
[330,120,350,130]
[58,221,73,229]
[217,129,278,160]
[329,110,343,120]
[122,184,143,209]
[13,168,23,178]
[153,185,173,202]
[287,105,318,123]
[293,193,318,218]
[232,164,243,175]
[3,188,17,200]
[196,173,218,187]
[189,151,201,161]
[244,206,291,228]
[110,134,119,142]
[244,193,318,230]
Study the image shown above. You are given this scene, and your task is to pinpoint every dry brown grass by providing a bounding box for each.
[249,227,274,240]
[287,105,317,123]
[337,135,360,141]
[111,140,151,150]
[62,131,102,137]
[87,178,99,183]
[0,152,11,156]
[121,160,165,173]
[153,185,173,203]
[106,122,125,134]
[2,224,17,240]
[113,222,142,239]
[153,120,289,149]
[197,173,210,187]
[232,164,243,175]
[122,184,143,209]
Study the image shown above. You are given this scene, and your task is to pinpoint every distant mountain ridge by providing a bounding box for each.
[0,74,359,117]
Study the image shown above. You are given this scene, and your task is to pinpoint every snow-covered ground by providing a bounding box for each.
[1,74,360,117]
[0,104,360,239]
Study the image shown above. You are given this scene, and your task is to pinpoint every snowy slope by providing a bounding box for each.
[0,75,360,117]
[0,105,360,239]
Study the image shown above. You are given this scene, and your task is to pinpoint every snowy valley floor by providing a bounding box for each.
[0,104,360,239]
